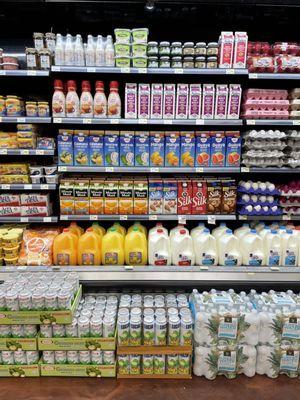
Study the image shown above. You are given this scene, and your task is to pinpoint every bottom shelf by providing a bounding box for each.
[117,373,191,379]
[0,364,39,377]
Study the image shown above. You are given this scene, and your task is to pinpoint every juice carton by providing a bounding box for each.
[104,131,119,166]
[176,84,189,119]
[192,179,207,214]
[189,84,202,119]
[73,131,89,166]
[58,132,73,165]
[150,131,164,167]
[74,179,90,215]
[215,85,228,119]
[125,83,137,119]
[89,179,104,215]
[206,179,222,214]
[104,179,119,214]
[233,32,248,69]
[134,179,148,215]
[89,131,104,166]
[59,179,74,215]
[177,179,192,214]
[180,132,195,167]
[138,84,150,119]
[227,84,242,119]
[151,83,163,119]
[165,131,180,167]
[119,179,134,214]
[225,131,241,167]
[135,131,149,166]
[163,179,177,214]
[195,132,211,167]
[163,84,176,119]
[148,178,163,214]
[221,178,237,214]
[120,131,134,167]
[219,31,234,68]
[202,84,215,119]
[210,132,226,167]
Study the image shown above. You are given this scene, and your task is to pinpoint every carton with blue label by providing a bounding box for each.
[165,131,180,167]
[180,132,195,167]
[150,131,164,167]
[163,179,177,214]
[135,131,149,166]
[73,131,89,166]
[148,178,163,214]
[104,131,119,166]
[89,130,104,166]
[120,131,134,167]
[225,131,241,167]
[58,131,74,166]
[210,131,226,167]
[195,132,211,167]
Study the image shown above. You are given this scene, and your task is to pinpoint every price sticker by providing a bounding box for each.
[150,167,159,173]
[60,215,68,220]
[138,68,147,74]
[241,167,250,173]
[178,215,186,224]
[0,117,2,122]
[121,67,130,73]
[270,266,280,271]
[249,73,258,79]
[247,120,256,125]
[200,266,209,270]
[196,119,204,125]
[120,215,128,220]
[164,120,172,125]
[1,185,10,190]
[0,149,7,155]
[52,265,61,271]
[20,217,29,223]
[247,272,255,276]
[17,118,26,123]
[174,68,184,74]
[110,119,120,124]
[58,166,67,172]
[24,184,32,190]
[85,119,92,124]
[43,217,52,222]
[52,66,61,72]
[53,118,62,123]
[195,167,204,173]
[293,121,300,125]
[139,119,148,124]
[282,215,290,220]
[124,265,134,270]
[226,69,235,75]
[27,70,37,76]
[0,70,6,75]
[105,167,114,172]
[149,215,158,220]
[20,150,30,155]
[40,185,49,190]
[90,215,98,221]
[87,67,96,73]
[239,215,247,220]
[36,150,44,155]
[17,266,27,271]
[207,215,216,225]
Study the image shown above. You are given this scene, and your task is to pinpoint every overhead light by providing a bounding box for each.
[145,0,155,11]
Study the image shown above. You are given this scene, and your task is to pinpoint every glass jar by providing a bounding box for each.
[207,42,219,56]
[39,48,51,70]
[195,42,207,56]
[26,48,38,70]
[183,56,194,68]
[26,102,38,117]
[195,56,206,69]
[33,32,44,51]
[159,56,170,68]
[148,56,159,68]
[159,41,170,56]
[171,56,182,68]
[171,42,182,56]
[38,102,50,117]
[45,32,56,53]
[183,42,195,56]
[147,41,158,56]
[6,96,21,116]
[0,96,6,116]
[207,56,218,68]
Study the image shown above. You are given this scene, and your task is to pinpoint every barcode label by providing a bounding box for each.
[150,167,159,173]
[174,69,184,74]
[17,118,26,123]
[105,167,114,172]
[207,215,216,225]
[27,70,37,76]
[20,150,30,155]
[196,119,204,125]
[53,118,62,123]
[120,215,128,220]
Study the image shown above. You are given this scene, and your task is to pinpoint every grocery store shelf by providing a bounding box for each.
[60,214,236,222]
[249,73,300,80]
[0,117,51,124]
[241,167,299,173]
[0,70,49,77]
[0,184,56,190]
[0,149,55,156]
[239,215,300,221]
[58,166,240,173]
[245,119,300,126]
[0,216,57,222]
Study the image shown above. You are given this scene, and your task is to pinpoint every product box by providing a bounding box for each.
[163,84,176,119]
[0,194,20,207]
[219,31,234,68]
[59,179,74,215]
[206,179,222,214]
[195,132,211,167]
[189,84,202,119]
[225,131,241,167]
[73,132,89,166]
[202,84,215,119]
[221,179,237,214]
[180,132,195,167]
[176,84,189,119]
[0,206,21,216]
[163,179,177,214]
[20,206,50,217]
[58,133,73,166]
[0,337,37,351]
[151,83,163,119]
[148,178,163,214]
[210,132,226,167]
[192,179,207,214]
[0,364,40,378]
[133,179,148,214]
[40,363,116,378]
[89,131,104,166]
[119,179,134,214]
[215,85,228,119]
[150,131,164,167]
[227,84,242,119]
[37,335,116,351]
[177,179,192,214]
[165,131,180,167]
[104,179,119,214]
[89,179,104,215]
[74,179,90,215]
[20,194,49,207]
[104,131,119,166]
[120,131,134,167]
[138,84,150,119]
[125,83,138,119]
[233,32,248,69]
[134,131,149,166]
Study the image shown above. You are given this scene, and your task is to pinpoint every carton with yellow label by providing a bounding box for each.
[59,179,75,215]
[74,179,90,215]
[134,179,148,215]
[119,179,134,215]
[89,179,104,215]
[104,179,119,215]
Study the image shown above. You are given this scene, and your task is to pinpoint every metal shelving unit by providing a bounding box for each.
[0,216,58,222]
[58,166,240,173]
[245,119,300,126]
[60,214,236,222]
[248,73,300,80]
[0,70,49,77]
[241,167,300,173]
[0,117,51,124]
[0,184,56,190]
[239,215,300,221]
[0,149,55,156]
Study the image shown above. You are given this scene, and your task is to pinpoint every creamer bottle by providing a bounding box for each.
[265,230,281,266]
[148,227,171,266]
[105,35,115,67]
[52,79,65,117]
[68,222,84,237]
[241,229,264,266]
[218,229,242,266]
[74,34,85,66]
[64,34,74,66]
[53,228,78,266]
[80,80,93,117]
[171,228,195,266]
[191,223,206,241]
[78,227,101,265]
[94,81,107,118]
[125,226,147,266]
[66,80,80,118]
[281,229,298,266]
[85,35,95,66]
[107,81,121,118]
[193,228,218,266]
[54,33,64,65]
[102,227,124,265]
[95,35,105,66]
[234,223,251,240]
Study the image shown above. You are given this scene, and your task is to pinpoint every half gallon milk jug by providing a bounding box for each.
[78,227,102,265]
[212,223,228,241]
[148,227,171,266]
[102,227,124,265]
[171,228,195,266]
[265,230,282,266]
[53,228,78,266]
[259,226,271,241]
[241,229,264,266]
[149,223,168,238]
[191,223,207,241]
[234,223,251,240]
[124,226,147,266]
[218,229,242,266]
[193,228,218,266]
[281,229,298,266]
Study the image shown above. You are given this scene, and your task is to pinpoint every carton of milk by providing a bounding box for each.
[176,84,189,119]
[202,84,215,119]
[189,84,202,119]
[233,32,248,69]
[165,131,180,167]
[151,83,163,119]
[195,132,211,167]
[135,131,149,166]
[150,131,164,167]
[104,131,119,166]
[219,31,234,69]
[89,131,104,166]
[58,132,73,166]
[138,83,150,119]
[148,178,163,214]
[180,132,195,167]
[120,131,134,167]
[163,179,177,214]
[215,85,228,119]
[73,132,89,166]
[125,83,137,119]
[227,84,242,119]
[163,84,176,119]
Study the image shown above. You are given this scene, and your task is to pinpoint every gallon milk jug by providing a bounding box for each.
[148,227,171,266]
[78,227,102,265]
[259,226,271,241]
[170,224,185,241]
[68,222,84,237]
[53,228,78,266]
[265,230,282,266]
[218,229,242,266]
[241,229,264,266]
[127,222,147,236]
[149,223,168,238]
[281,229,298,266]
[124,226,147,266]
[91,222,106,237]
[234,223,251,240]
[102,227,124,265]
[191,223,207,241]
[212,223,228,241]
[193,228,218,266]
[110,222,126,237]
[171,228,195,266]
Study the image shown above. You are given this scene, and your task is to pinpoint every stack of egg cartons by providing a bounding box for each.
[191,289,258,379]
[289,89,300,120]
[250,289,300,378]
[242,89,289,120]
[286,130,300,168]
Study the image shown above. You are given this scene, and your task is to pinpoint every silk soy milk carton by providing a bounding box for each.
[177,180,192,214]
[148,178,163,214]
[163,84,176,119]
[151,83,163,119]
[163,179,177,214]
[176,84,189,119]
[192,179,207,214]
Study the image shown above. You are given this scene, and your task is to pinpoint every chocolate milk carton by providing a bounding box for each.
[176,84,189,119]
[233,32,248,69]
[138,84,150,119]
[163,84,176,119]
[215,85,228,119]
[202,84,215,119]
[227,84,242,119]
[151,83,163,119]
[219,31,234,68]
[125,83,137,119]
[188,84,202,119]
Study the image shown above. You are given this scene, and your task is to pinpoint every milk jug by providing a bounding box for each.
[53,228,78,266]
[241,229,264,266]
[170,224,185,241]
[193,228,218,266]
[171,228,195,266]
[281,229,298,266]
[259,226,271,241]
[265,230,282,266]
[148,227,171,266]
[149,223,168,238]
[191,223,207,241]
[124,226,147,266]
[212,223,228,241]
[218,229,242,266]
[102,227,124,265]
[78,227,102,265]
[234,223,251,240]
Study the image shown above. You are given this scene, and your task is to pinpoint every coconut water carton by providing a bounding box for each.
[135,131,149,166]
[120,131,134,167]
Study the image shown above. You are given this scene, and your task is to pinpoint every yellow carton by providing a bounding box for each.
[74,179,90,215]
[59,179,75,215]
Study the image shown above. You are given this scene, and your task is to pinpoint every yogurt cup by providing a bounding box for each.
[30,175,44,184]
[45,175,58,184]
[29,166,43,175]
[44,166,57,175]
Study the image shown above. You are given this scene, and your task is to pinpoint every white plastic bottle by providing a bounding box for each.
[149,223,168,238]
[259,226,271,241]
[105,35,115,67]
[171,228,195,266]
[170,224,185,241]
[193,228,218,266]
[218,229,242,266]
[54,33,65,66]
[234,223,251,240]
[212,223,228,241]
[241,229,265,266]
[265,229,282,266]
[74,34,85,66]
[148,227,171,266]
[191,223,206,241]
[85,35,95,66]
[95,35,105,66]
[65,80,80,118]
[64,34,74,66]
[281,229,298,267]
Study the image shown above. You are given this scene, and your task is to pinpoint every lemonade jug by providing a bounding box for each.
[234,223,251,240]
[125,226,147,266]
[191,223,207,241]
[193,228,218,266]
[68,222,84,237]
[148,227,171,266]
[149,223,168,238]
[78,227,102,265]
[218,229,242,266]
[265,230,282,266]
[53,228,78,266]
[281,229,298,266]
[241,229,265,266]
[102,227,124,265]
[171,228,195,266]
[110,222,126,237]
[127,222,147,236]
[91,222,106,237]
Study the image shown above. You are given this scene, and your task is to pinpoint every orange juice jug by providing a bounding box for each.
[78,227,102,266]
[127,222,147,236]
[68,222,84,237]
[53,228,78,266]
[125,226,148,266]
[110,222,126,237]
[102,227,124,265]
[91,222,106,238]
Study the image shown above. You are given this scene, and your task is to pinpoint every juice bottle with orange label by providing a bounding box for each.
[78,227,102,265]
[53,228,78,266]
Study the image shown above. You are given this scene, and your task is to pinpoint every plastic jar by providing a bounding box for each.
[195,42,207,56]
[25,101,38,117]
[38,102,50,117]
[0,96,6,116]
[183,42,195,56]
[207,56,218,68]
[183,56,194,68]
[6,96,21,116]
[159,56,170,68]
[171,42,182,56]
[148,56,159,68]
[159,42,170,55]
[171,56,182,68]
[26,48,38,70]
[195,56,206,69]
[207,42,219,56]
[147,41,158,55]
[39,48,51,70]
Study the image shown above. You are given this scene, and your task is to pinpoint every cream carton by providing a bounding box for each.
[227,84,242,119]
[188,84,202,119]
[150,83,163,119]
[176,84,189,119]
[202,84,215,119]
[233,32,248,69]
[163,84,176,119]
[125,83,137,119]
[138,84,150,119]
[215,85,228,119]
[219,31,234,69]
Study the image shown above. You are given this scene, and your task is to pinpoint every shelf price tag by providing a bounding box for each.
[149,215,157,220]
[270,266,280,271]
[174,69,184,74]
[150,167,159,173]
[0,117,2,122]
[24,184,32,190]
[17,266,27,271]
[120,215,128,220]
[247,120,256,125]
[52,66,61,72]
[84,119,92,124]
[58,166,67,172]
[1,184,10,190]
[53,118,62,123]
[27,70,37,76]
[139,118,148,124]
[40,184,49,190]
[164,120,172,125]
[90,215,98,221]
[200,266,209,270]
[36,150,45,155]
[207,215,216,225]
[0,149,7,155]
[121,67,130,73]
[105,167,114,172]
[226,69,235,74]
[241,167,250,173]
[249,73,258,79]
[43,217,52,222]
[20,150,30,155]
[293,121,300,125]
[282,215,290,220]
[20,217,29,223]
[239,215,247,220]
[124,265,134,270]
[178,215,186,224]
[195,167,204,173]
[60,215,68,221]
[110,119,120,124]
[87,67,96,73]
[0,71,6,75]
[196,119,204,125]
[17,118,26,123]
[137,68,147,74]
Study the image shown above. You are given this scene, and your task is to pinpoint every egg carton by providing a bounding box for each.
[282,206,300,215]
[238,183,280,196]
[280,200,300,207]
[244,89,288,100]
[280,190,300,197]
[238,206,282,216]
[242,158,286,168]
[243,99,290,111]
[257,344,299,378]
[288,89,300,100]
[286,141,300,150]
[245,129,287,140]
[244,141,287,151]
[286,130,300,138]
[243,150,285,158]
[286,151,300,160]
[241,110,290,119]
[238,200,279,208]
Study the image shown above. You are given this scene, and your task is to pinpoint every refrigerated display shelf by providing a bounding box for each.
[0,149,55,155]
[239,215,300,221]
[248,73,300,80]
[0,117,51,124]
[0,216,58,222]
[58,166,240,173]
[241,167,300,173]
[0,70,49,77]
[60,214,236,221]
[245,119,300,126]
[0,184,56,190]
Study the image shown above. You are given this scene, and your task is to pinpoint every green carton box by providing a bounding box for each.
[38,334,116,351]
[0,337,37,351]
[0,364,39,377]
[40,363,116,377]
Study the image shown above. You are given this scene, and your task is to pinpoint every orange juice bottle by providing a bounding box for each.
[102,227,124,265]
[53,228,78,266]
[91,222,106,238]
[110,222,126,237]
[68,222,84,237]
[78,227,102,266]
[127,222,147,237]
[125,226,148,266]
